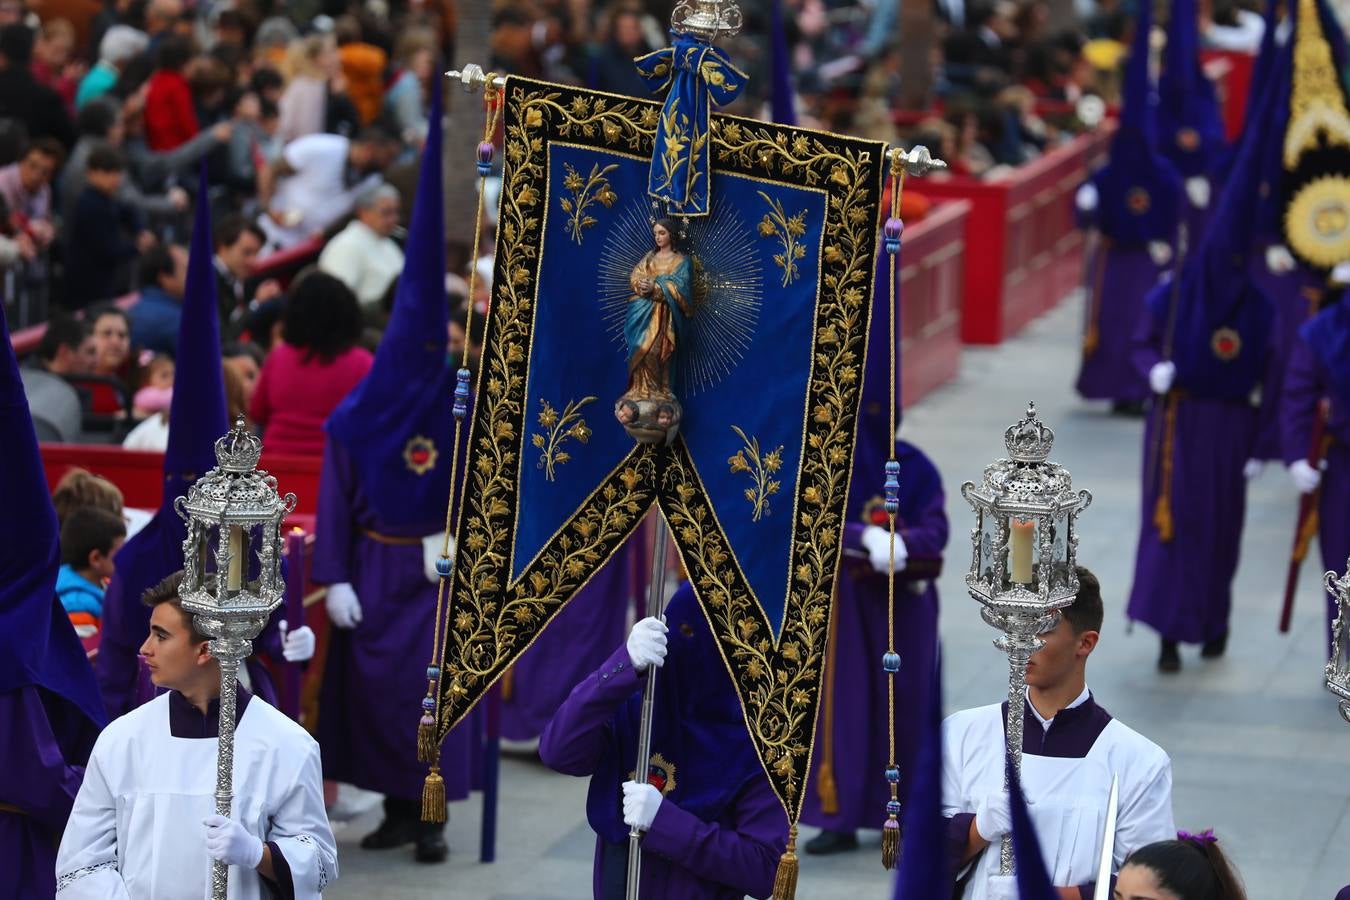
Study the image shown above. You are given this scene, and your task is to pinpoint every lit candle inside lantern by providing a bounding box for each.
[1009,518,1034,585]
[227,525,244,592]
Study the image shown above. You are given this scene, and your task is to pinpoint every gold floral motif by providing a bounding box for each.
[756,190,809,286]
[1285,0,1350,168]
[532,395,597,480]
[653,97,708,202]
[559,162,618,244]
[728,425,783,522]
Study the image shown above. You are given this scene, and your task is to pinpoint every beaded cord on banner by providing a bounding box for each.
[417,77,504,823]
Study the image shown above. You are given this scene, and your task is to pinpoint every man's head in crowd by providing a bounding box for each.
[355,184,400,238]
[1025,565,1102,691]
[144,0,184,38]
[34,18,74,73]
[0,22,35,70]
[99,24,149,71]
[139,244,188,299]
[60,506,126,581]
[16,139,63,193]
[214,215,266,281]
[85,143,128,195]
[76,97,124,144]
[349,125,400,176]
[39,315,96,376]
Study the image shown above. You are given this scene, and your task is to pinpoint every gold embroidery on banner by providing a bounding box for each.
[560,162,618,244]
[728,425,784,521]
[533,396,597,480]
[1284,0,1350,168]
[756,191,810,286]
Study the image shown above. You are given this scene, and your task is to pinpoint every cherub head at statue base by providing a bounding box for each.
[616,396,682,445]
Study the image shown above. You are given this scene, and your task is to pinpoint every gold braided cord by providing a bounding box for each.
[1285,0,1350,168]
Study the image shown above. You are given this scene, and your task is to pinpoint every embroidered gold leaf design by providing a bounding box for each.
[534,395,597,480]
[756,190,810,287]
[560,162,618,245]
[728,425,784,522]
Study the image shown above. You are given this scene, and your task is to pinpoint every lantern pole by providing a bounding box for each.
[960,403,1091,875]
[1324,563,1350,724]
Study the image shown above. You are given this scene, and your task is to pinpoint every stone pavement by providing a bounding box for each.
[327,297,1350,899]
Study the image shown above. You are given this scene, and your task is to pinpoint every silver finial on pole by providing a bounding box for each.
[671,0,743,41]
[1325,563,1350,723]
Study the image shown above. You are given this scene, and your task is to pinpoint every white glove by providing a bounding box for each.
[1266,244,1297,274]
[1075,182,1099,213]
[861,524,908,575]
[1185,176,1211,209]
[1290,459,1322,493]
[621,780,662,831]
[278,620,315,662]
[626,617,668,672]
[1243,459,1265,481]
[974,791,1013,843]
[985,874,1019,900]
[203,814,264,869]
[1149,361,1176,395]
[1331,260,1350,286]
[422,532,456,584]
[1147,241,1173,267]
[325,582,362,629]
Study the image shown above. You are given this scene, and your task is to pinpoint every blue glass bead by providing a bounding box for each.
[421,696,436,712]
[426,666,440,681]
[476,141,494,176]
[885,767,900,784]
[435,556,453,577]
[882,217,903,254]
[886,800,901,816]
[881,651,901,673]
[453,368,472,419]
[883,460,901,515]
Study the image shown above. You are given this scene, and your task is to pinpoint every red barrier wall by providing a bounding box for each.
[899,199,969,406]
[915,126,1113,344]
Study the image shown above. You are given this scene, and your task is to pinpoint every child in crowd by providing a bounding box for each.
[56,506,126,638]
[123,354,174,450]
[51,467,124,526]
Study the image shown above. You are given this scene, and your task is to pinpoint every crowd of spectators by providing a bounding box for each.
[3,0,1286,457]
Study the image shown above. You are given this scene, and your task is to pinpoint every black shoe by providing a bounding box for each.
[1201,630,1228,658]
[1158,639,1181,673]
[804,830,859,855]
[1111,400,1146,417]
[414,829,449,863]
[360,816,420,850]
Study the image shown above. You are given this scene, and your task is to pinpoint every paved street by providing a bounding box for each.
[328,296,1350,899]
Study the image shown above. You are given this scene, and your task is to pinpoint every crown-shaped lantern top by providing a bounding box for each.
[1004,402,1055,464]
[215,415,263,473]
[672,0,742,41]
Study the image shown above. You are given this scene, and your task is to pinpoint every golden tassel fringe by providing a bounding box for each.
[421,769,446,823]
[816,763,839,816]
[1152,394,1177,543]
[501,667,515,702]
[1082,324,1099,359]
[1152,494,1174,543]
[881,817,900,870]
[417,717,438,764]
[772,824,799,900]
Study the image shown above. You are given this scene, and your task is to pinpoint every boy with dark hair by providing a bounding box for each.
[65,142,154,307]
[57,506,126,636]
[56,570,339,898]
[940,566,1175,900]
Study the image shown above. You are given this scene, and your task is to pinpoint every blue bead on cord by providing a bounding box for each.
[421,696,436,712]
[883,460,900,516]
[882,217,903,254]
[435,556,453,578]
[885,766,900,784]
[477,142,494,177]
[886,800,901,816]
[426,666,440,681]
[882,651,901,673]
[453,367,472,420]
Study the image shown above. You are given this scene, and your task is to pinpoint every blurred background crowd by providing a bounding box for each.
[3,0,1345,456]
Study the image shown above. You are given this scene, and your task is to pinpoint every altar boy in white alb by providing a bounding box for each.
[941,567,1174,900]
[56,572,337,898]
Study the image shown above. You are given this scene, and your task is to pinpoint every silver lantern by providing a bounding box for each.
[175,416,296,900]
[1325,562,1350,723]
[960,403,1092,874]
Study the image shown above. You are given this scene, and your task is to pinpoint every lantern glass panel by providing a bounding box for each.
[1050,511,1069,590]
[979,509,996,585]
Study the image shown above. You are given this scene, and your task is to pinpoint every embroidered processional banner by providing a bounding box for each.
[434,74,886,818]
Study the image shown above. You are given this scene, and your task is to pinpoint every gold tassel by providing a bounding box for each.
[1081,324,1099,358]
[417,715,438,764]
[421,767,446,823]
[1152,394,1177,543]
[881,816,900,870]
[816,762,839,816]
[1151,493,1174,543]
[771,824,799,900]
[501,666,515,702]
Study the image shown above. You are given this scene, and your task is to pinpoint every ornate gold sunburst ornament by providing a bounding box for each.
[402,435,438,475]
[1211,326,1243,362]
[1282,0,1350,267]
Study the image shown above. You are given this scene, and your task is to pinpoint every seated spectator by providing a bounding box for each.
[78,24,148,110]
[213,214,282,338]
[222,341,264,410]
[336,15,387,126]
[51,466,124,526]
[86,303,134,415]
[57,506,126,637]
[31,18,82,114]
[34,314,97,376]
[64,143,153,307]
[943,2,1016,95]
[278,33,338,144]
[123,354,173,449]
[249,270,373,455]
[143,34,200,152]
[318,183,404,313]
[20,314,93,440]
[0,138,62,255]
[257,125,399,250]
[384,30,436,146]
[0,24,75,148]
[128,243,188,355]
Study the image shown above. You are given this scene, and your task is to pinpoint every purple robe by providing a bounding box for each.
[0,687,99,899]
[1251,253,1326,459]
[1126,312,1261,644]
[1280,338,1350,648]
[801,441,947,832]
[540,644,787,899]
[312,436,474,803]
[501,547,634,742]
[1075,243,1160,404]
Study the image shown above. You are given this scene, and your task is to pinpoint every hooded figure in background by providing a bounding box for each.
[1075,0,1184,409]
